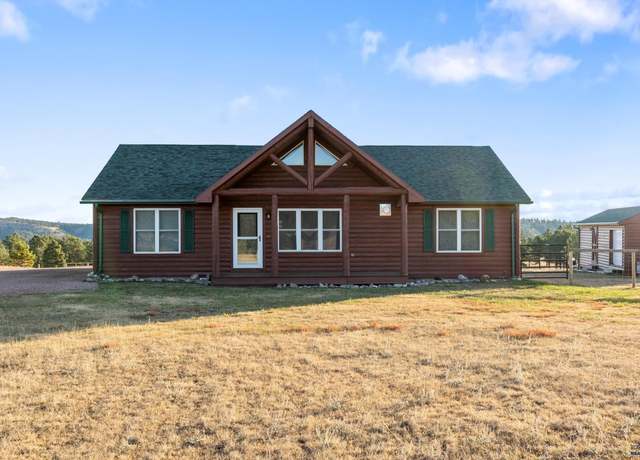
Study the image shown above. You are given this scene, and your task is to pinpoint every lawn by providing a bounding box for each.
[0,281,639,458]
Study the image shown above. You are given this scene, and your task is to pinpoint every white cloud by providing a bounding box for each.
[225,95,253,119]
[541,189,553,198]
[393,0,640,85]
[56,0,107,21]
[522,185,640,220]
[361,29,383,62]
[393,34,578,84]
[0,1,28,41]
[489,0,636,42]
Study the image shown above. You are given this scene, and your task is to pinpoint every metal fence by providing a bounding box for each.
[521,244,569,279]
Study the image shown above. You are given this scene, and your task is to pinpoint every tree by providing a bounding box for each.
[60,235,87,264]
[29,235,53,268]
[3,233,36,267]
[0,242,9,265]
[42,240,67,268]
[83,240,93,262]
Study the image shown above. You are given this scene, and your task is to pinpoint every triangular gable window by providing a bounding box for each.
[315,142,339,166]
[281,142,305,166]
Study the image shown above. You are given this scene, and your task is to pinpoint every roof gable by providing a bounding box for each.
[81,112,532,205]
[578,206,640,224]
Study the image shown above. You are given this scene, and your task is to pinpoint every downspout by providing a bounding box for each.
[98,205,104,274]
[511,210,516,278]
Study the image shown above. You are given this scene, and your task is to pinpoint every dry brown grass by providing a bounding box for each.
[0,282,639,458]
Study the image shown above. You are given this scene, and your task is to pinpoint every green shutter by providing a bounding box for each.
[119,209,130,253]
[183,209,195,253]
[484,209,495,252]
[423,209,434,252]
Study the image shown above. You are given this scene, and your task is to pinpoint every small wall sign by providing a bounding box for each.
[379,203,392,216]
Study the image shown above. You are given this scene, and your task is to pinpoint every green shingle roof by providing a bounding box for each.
[361,146,530,203]
[81,144,531,204]
[578,206,640,224]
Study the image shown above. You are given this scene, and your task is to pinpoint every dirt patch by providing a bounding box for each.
[0,267,96,295]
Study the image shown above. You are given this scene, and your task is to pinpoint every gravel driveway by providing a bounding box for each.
[0,267,97,296]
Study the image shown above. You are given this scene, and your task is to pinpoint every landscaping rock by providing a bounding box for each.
[480,274,491,283]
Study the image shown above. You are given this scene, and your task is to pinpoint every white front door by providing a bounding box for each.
[613,229,623,267]
[233,208,263,269]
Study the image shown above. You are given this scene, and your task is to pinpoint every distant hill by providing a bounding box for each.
[0,217,92,241]
[521,218,573,241]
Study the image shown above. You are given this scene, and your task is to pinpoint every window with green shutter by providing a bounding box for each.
[120,209,131,253]
[423,209,434,252]
[484,208,495,252]
[183,209,195,253]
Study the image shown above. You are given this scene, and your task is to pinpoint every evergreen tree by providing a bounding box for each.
[0,242,9,265]
[29,235,53,268]
[60,235,87,264]
[3,233,36,267]
[42,240,67,268]
[83,240,93,262]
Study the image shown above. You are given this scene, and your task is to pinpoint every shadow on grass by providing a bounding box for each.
[0,280,548,342]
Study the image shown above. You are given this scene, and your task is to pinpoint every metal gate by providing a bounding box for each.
[521,244,569,279]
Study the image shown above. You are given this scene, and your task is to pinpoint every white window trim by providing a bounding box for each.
[436,208,482,253]
[278,208,342,253]
[133,208,181,254]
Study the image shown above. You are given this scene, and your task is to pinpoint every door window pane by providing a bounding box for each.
[323,230,340,250]
[438,211,457,230]
[302,230,319,250]
[461,210,480,229]
[237,240,258,263]
[159,210,179,230]
[279,230,296,250]
[438,231,457,251]
[159,231,179,252]
[135,210,155,231]
[461,231,480,251]
[237,213,257,237]
[323,211,340,229]
[136,231,155,252]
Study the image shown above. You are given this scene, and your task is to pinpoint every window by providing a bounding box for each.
[281,142,305,166]
[436,209,481,253]
[134,208,181,254]
[278,209,341,252]
[315,142,338,166]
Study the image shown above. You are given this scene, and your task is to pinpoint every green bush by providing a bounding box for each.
[42,240,67,268]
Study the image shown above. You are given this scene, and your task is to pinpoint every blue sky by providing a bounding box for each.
[1,0,639,224]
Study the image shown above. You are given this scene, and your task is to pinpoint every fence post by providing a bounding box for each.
[568,251,574,284]
[632,251,637,288]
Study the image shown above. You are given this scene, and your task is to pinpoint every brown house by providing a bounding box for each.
[81,111,531,285]
[577,206,640,275]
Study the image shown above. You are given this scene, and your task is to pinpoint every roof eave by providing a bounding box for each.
[575,221,620,226]
[80,199,197,204]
